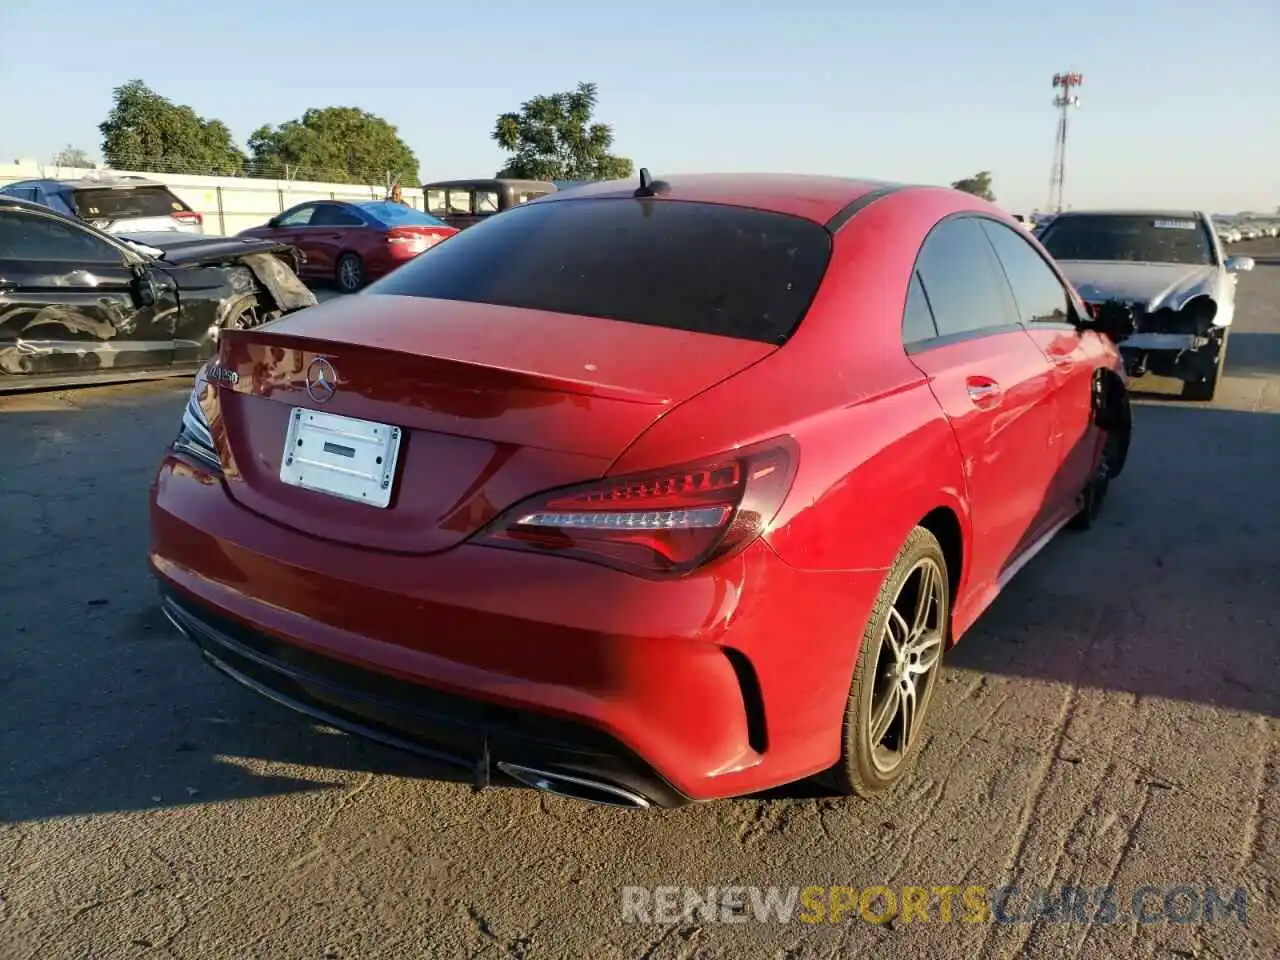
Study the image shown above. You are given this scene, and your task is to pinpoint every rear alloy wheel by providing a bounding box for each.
[827,527,948,798]
[336,253,365,293]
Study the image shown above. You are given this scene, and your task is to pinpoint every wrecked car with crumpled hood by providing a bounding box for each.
[0,196,318,391]
[1037,209,1255,401]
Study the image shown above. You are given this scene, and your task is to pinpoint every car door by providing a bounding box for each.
[307,203,367,275]
[904,215,1060,595]
[978,218,1103,513]
[0,208,177,378]
[265,204,321,277]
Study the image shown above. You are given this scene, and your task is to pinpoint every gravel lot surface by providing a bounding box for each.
[2,241,1279,959]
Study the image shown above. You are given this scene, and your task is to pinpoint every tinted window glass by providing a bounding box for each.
[71,185,187,220]
[447,190,472,214]
[278,205,315,227]
[979,220,1071,325]
[357,202,448,228]
[915,217,1012,338]
[47,192,77,216]
[0,211,122,262]
[902,271,938,346]
[311,205,363,226]
[1038,214,1214,266]
[368,198,832,344]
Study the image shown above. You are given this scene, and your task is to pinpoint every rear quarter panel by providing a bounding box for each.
[609,188,979,580]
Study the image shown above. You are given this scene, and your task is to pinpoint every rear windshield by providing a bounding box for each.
[1038,214,1216,266]
[357,202,449,228]
[366,198,832,343]
[71,185,188,220]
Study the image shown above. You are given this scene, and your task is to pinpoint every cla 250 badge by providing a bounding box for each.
[204,365,239,385]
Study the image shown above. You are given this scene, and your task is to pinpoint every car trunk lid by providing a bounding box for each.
[211,294,774,553]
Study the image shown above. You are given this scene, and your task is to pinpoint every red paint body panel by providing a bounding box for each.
[149,175,1121,803]
[211,297,773,552]
[242,221,456,283]
[150,457,883,799]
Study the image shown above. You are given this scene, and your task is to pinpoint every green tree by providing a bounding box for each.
[492,82,633,181]
[98,80,246,174]
[52,145,93,167]
[248,107,419,185]
[951,171,996,202]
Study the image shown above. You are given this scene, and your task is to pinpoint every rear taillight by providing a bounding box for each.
[172,211,203,226]
[386,228,446,250]
[475,438,798,578]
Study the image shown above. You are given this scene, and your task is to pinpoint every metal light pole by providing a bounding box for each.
[1048,72,1083,214]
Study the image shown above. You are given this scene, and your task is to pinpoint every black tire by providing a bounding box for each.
[1180,329,1229,402]
[335,252,365,293]
[825,527,948,798]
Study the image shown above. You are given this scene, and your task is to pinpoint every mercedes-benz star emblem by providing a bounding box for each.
[305,356,338,403]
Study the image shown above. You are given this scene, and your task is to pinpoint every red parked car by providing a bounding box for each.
[150,173,1132,808]
[240,200,456,293]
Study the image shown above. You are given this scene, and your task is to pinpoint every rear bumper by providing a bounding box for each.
[160,588,687,806]
[149,456,885,802]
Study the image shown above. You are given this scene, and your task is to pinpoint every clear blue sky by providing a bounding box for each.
[2,0,1276,214]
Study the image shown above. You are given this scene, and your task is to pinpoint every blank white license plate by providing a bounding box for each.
[279,408,403,508]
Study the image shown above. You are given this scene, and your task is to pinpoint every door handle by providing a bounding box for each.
[965,377,1003,407]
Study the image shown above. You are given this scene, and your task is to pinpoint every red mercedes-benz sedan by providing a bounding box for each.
[239,200,457,292]
[150,173,1132,809]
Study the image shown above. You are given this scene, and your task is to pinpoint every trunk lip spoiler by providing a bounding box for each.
[216,328,690,406]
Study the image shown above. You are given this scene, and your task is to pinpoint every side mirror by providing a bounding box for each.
[1225,256,1255,274]
[131,265,157,307]
[266,216,280,228]
[1078,299,1136,343]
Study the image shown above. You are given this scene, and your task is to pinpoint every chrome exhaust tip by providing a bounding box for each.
[496,762,651,809]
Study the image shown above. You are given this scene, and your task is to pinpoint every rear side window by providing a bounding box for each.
[979,220,1072,325]
[311,205,364,226]
[902,271,938,346]
[71,185,188,220]
[359,203,448,228]
[915,217,1013,338]
[367,198,833,344]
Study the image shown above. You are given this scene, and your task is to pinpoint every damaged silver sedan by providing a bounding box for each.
[0,197,317,392]
[1038,209,1254,401]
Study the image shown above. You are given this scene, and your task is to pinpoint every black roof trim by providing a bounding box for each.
[826,184,906,233]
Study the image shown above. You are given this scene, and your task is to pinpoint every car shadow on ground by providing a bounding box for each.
[1224,331,1280,380]
[946,400,1280,720]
